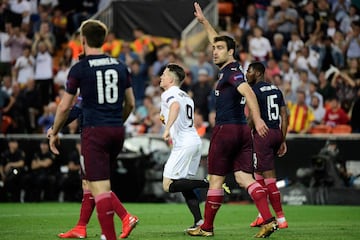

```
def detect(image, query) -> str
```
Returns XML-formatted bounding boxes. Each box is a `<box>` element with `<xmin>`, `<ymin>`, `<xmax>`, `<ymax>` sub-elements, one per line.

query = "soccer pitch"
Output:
<box><xmin>0</xmin><ymin>203</ymin><xmax>359</xmax><ymax>240</ymax></box>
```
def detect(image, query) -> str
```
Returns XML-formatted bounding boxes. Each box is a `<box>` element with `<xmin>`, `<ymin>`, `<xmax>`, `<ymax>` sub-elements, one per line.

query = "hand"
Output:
<box><xmin>46</xmin><ymin>127</ymin><xmax>53</xmax><ymax>138</ymax></box>
<box><xmin>162</xmin><ymin>129</ymin><xmax>170</xmax><ymax>141</ymax></box>
<box><xmin>254</xmin><ymin>118</ymin><xmax>269</xmax><ymax>138</ymax></box>
<box><xmin>277</xmin><ymin>142</ymin><xmax>287</xmax><ymax>157</ymax></box>
<box><xmin>160</xmin><ymin>114</ymin><xmax>165</xmax><ymax>125</ymax></box>
<box><xmin>49</xmin><ymin>134</ymin><xmax>60</xmax><ymax>155</ymax></box>
<box><xmin>194</xmin><ymin>2</ymin><xmax>206</xmax><ymax>23</ymax></box>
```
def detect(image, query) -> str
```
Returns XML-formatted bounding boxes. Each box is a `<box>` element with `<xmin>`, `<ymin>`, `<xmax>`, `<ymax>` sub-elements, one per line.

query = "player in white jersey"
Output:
<box><xmin>160</xmin><ymin>63</ymin><xmax>208</xmax><ymax>231</ymax></box>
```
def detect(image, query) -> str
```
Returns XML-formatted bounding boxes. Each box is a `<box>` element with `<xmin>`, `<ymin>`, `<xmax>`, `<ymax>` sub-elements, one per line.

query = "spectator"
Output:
<box><xmin>330</xmin><ymin>67</ymin><xmax>357</xmax><ymax>112</ymax></box>
<box><xmin>21</xmin><ymin>79</ymin><xmax>41</xmax><ymax>133</ymax></box>
<box><xmin>189</xmin><ymin>51</ymin><xmax>214</xmax><ymax>84</ymax></box>
<box><xmin>31</xmin><ymin>4</ymin><xmax>53</xmax><ymax>34</ymax></box>
<box><xmin>151</xmin><ymin>44</ymin><xmax>170</xmax><ymax>77</ymax></box>
<box><xmin>0</xmin><ymin>138</ymin><xmax>26</xmax><ymax>202</ymax></box>
<box><xmin>318</xmin><ymin>36</ymin><xmax>344</xmax><ymax>72</ymax></box>
<box><xmin>54</xmin><ymin>60</ymin><xmax>70</xmax><ymax>89</ymax></box>
<box><xmin>294</xmin><ymin>46</ymin><xmax>319</xmax><ymax>83</ymax></box>
<box><xmin>332</xmin><ymin>0</ymin><xmax>351</xmax><ymax>23</ymax></box>
<box><xmin>340</xmin><ymin>4</ymin><xmax>360</xmax><ymax>34</ymax></box>
<box><xmin>67</xmin><ymin>31</ymin><xmax>83</xmax><ymax>61</ymax></box>
<box><xmin>189</xmin><ymin>68</ymin><xmax>213</xmax><ymax>122</ymax></box>
<box><xmin>238</xmin><ymin>4</ymin><xmax>258</xmax><ymax>32</ymax></box>
<box><xmin>57</xmin><ymin>140</ymin><xmax>82</xmax><ymax>202</ymax></box>
<box><xmin>60</xmin><ymin>47</ymin><xmax>76</xmax><ymax>67</ymax></box>
<box><xmin>306</xmin><ymin>81</ymin><xmax>324</xmax><ymax>108</ymax></box>
<box><xmin>194</xmin><ymin>110</ymin><xmax>207</xmax><ymax>138</ymax></box>
<box><xmin>118</xmin><ymin>41</ymin><xmax>139</xmax><ymax>66</ymax></box>
<box><xmin>323</xmin><ymin>96</ymin><xmax>350</xmax><ymax>127</ymax></box>
<box><xmin>144</xmin><ymin>74</ymin><xmax>162</xmax><ymax>107</ymax></box>
<box><xmin>272</xmin><ymin>33</ymin><xmax>287</xmax><ymax>62</ymax></box>
<box><xmin>317</xmin><ymin>70</ymin><xmax>337</xmax><ymax>103</ymax></box>
<box><xmin>292</xmin><ymin>70</ymin><xmax>311</xmax><ymax>96</ymax></box>
<box><xmin>0</xmin><ymin>22</ymin><xmax>12</xmax><ymax>78</ymax></box>
<box><xmin>345</xmin><ymin>58</ymin><xmax>360</xmax><ymax>89</ymax></box>
<box><xmin>33</xmin><ymin>40</ymin><xmax>54</xmax><ymax>106</ymax></box>
<box><xmin>274</xmin><ymin>0</ymin><xmax>299</xmax><ymax>42</ymax></box>
<box><xmin>32</xmin><ymin>21</ymin><xmax>55</xmax><ymax>54</ymax></box>
<box><xmin>261</xmin><ymin>5</ymin><xmax>276</xmax><ymax>33</ymax></box>
<box><xmin>131</xmin><ymin>26</ymin><xmax>155</xmax><ymax>65</ymax></box>
<box><xmin>310</xmin><ymin>95</ymin><xmax>326</xmax><ymax>125</ymax></box>
<box><xmin>249</xmin><ymin>25</ymin><xmax>273</xmax><ymax>64</ymax></box>
<box><xmin>333</xmin><ymin>30</ymin><xmax>347</xmax><ymax>52</ymax></box>
<box><xmin>299</xmin><ymin>0</ymin><xmax>321</xmax><ymax>41</ymax></box>
<box><xmin>1</xmin><ymin>74</ymin><xmax>13</xmax><ymax>96</ymax></box>
<box><xmin>288</xmin><ymin>89</ymin><xmax>315</xmax><ymax>133</ymax></box>
<box><xmin>5</xmin><ymin>25</ymin><xmax>31</xmax><ymax>63</ymax></box>
<box><xmin>129</xmin><ymin>59</ymin><xmax>148</xmax><ymax>108</ymax></box>
<box><xmin>265</xmin><ymin>58</ymin><xmax>281</xmax><ymax>83</ymax></box>
<box><xmin>102</xmin><ymin>31</ymin><xmax>122</xmax><ymax>58</ymax></box>
<box><xmin>135</xmin><ymin>95</ymin><xmax>153</xmax><ymax>122</ymax></box>
<box><xmin>52</xmin><ymin>7</ymin><xmax>68</xmax><ymax>49</ymax></box>
<box><xmin>37</xmin><ymin>101</ymin><xmax>57</xmax><ymax>133</ymax></box>
<box><xmin>326</xmin><ymin>18</ymin><xmax>338</xmax><ymax>39</ymax></box>
<box><xmin>287</xmin><ymin>31</ymin><xmax>304</xmax><ymax>62</ymax></box>
<box><xmin>254</xmin><ymin>0</ymin><xmax>270</xmax><ymax>30</ymax></box>
<box><xmin>146</xmin><ymin>109</ymin><xmax>164</xmax><ymax>135</ymax></box>
<box><xmin>22</xmin><ymin>140</ymin><xmax>58</xmax><ymax>202</ymax></box>
<box><xmin>9</xmin><ymin>0</ymin><xmax>31</xmax><ymax>31</ymax></box>
<box><xmin>0</xmin><ymin>84</ymin><xmax>15</xmax><ymax>133</ymax></box>
<box><xmin>12</xmin><ymin>45</ymin><xmax>35</xmax><ymax>87</ymax></box>
<box><xmin>279</xmin><ymin>58</ymin><xmax>296</xmax><ymax>84</ymax></box>
<box><xmin>343</xmin><ymin>20</ymin><xmax>360</xmax><ymax>62</ymax></box>
<box><xmin>317</xmin><ymin>0</ymin><xmax>332</xmax><ymax>33</ymax></box>
<box><xmin>72</xmin><ymin>0</ymin><xmax>98</xmax><ymax>31</ymax></box>
<box><xmin>7</xmin><ymin>82</ymin><xmax>27</xmax><ymax>133</ymax></box>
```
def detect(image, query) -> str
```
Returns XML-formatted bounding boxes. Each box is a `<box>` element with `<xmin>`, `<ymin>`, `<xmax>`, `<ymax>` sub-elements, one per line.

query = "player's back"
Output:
<box><xmin>161</xmin><ymin>86</ymin><xmax>201</xmax><ymax>148</ymax></box>
<box><xmin>67</xmin><ymin>55</ymin><xmax>132</xmax><ymax>127</ymax></box>
<box><xmin>252</xmin><ymin>81</ymin><xmax>285</xmax><ymax>129</ymax></box>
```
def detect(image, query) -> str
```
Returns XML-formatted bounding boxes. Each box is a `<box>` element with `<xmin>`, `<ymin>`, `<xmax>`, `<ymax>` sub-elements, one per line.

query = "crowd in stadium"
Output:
<box><xmin>0</xmin><ymin>0</ymin><xmax>359</xmax><ymax>136</ymax></box>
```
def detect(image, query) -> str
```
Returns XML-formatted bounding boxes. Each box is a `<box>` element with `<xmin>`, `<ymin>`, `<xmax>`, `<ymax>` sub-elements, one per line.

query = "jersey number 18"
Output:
<box><xmin>96</xmin><ymin>69</ymin><xmax>119</xmax><ymax>104</ymax></box>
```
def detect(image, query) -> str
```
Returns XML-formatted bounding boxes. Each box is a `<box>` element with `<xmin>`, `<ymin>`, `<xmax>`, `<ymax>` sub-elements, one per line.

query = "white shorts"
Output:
<box><xmin>163</xmin><ymin>143</ymin><xmax>202</xmax><ymax>180</ymax></box>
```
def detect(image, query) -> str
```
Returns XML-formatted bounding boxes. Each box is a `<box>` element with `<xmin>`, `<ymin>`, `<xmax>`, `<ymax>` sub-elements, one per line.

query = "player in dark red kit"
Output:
<box><xmin>246</xmin><ymin>62</ymin><xmax>289</xmax><ymax>229</ymax></box>
<box><xmin>49</xmin><ymin>20</ymin><xmax>138</xmax><ymax>240</ymax></box>
<box><xmin>187</xmin><ymin>2</ymin><xmax>278</xmax><ymax>238</ymax></box>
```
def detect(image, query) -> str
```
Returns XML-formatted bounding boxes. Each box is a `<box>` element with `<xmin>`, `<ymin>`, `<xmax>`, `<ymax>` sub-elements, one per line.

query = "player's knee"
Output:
<box><xmin>163</xmin><ymin>180</ymin><xmax>171</xmax><ymax>192</ymax></box>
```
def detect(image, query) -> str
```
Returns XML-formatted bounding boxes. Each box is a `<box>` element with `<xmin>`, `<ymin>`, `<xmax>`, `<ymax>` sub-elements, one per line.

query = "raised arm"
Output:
<box><xmin>194</xmin><ymin>2</ymin><xmax>218</xmax><ymax>44</ymax></box>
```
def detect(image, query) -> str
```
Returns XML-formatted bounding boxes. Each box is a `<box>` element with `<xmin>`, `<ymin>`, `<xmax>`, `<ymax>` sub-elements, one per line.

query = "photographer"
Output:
<box><xmin>0</xmin><ymin>139</ymin><xmax>26</xmax><ymax>202</ymax></box>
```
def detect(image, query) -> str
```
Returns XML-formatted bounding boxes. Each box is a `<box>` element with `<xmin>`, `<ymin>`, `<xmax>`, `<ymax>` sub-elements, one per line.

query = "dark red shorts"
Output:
<box><xmin>208</xmin><ymin>124</ymin><xmax>253</xmax><ymax>175</ymax></box>
<box><xmin>81</xmin><ymin>126</ymin><xmax>125</xmax><ymax>181</ymax></box>
<box><xmin>253</xmin><ymin>128</ymin><xmax>283</xmax><ymax>172</ymax></box>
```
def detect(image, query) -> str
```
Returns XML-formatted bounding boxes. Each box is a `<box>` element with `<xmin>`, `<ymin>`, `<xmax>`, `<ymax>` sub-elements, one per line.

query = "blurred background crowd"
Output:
<box><xmin>0</xmin><ymin>0</ymin><xmax>359</xmax><ymax>137</ymax></box>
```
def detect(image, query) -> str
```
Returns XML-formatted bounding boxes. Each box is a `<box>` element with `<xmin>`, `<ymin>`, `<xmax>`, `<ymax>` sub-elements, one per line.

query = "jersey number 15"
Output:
<box><xmin>267</xmin><ymin>95</ymin><xmax>279</xmax><ymax>121</ymax></box>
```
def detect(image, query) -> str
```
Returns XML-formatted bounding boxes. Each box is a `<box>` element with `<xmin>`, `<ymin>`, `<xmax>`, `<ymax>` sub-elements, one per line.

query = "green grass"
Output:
<box><xmin>0</xmin><ymin>203</ymin><xmax>360</xmax><ymax>240</ymax></box>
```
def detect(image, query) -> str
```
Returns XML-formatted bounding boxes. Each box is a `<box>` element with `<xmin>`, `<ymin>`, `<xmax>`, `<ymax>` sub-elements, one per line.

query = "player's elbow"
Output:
<box><xmin>57</xmin><ymin>102</ymin><xmax>71</xmax><ymax>114</ymax></box>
